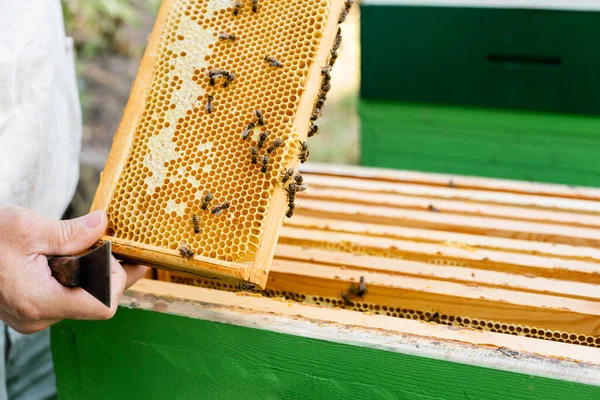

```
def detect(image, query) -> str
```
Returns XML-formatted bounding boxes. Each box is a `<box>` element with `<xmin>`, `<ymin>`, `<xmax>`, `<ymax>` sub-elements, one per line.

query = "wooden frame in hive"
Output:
<box><xmin>158</xmin><ymin>163</ymin><xmax>600</xmax><ymax>347</ymax></box>
<box><xmin>92</xmin><ymin>0</ymin><xmax>349</xmax><ymax>288</ymax></box>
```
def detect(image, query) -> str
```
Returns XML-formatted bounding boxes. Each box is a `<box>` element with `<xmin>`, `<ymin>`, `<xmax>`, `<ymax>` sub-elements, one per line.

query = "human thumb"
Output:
<box><xmin>39</xmin><ymin>210</ymin><xmax>108</xmax><ymax>256</ymax></box>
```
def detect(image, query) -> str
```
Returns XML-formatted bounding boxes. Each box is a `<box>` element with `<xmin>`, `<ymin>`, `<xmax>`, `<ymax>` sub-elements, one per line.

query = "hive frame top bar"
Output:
<box><xmin>92</xmin><ymin>0</ymin><xmax>349</xmax><ymax>288</ymax></box>
<box><xmin>361</xmin><ymin>0</ymin><xmax>600</xmax><ymax>11</ymax></box>
<box><xmin>300</xmin><ymin>162</ymin><xmax>600</xmax><ymax>201</ymax></box>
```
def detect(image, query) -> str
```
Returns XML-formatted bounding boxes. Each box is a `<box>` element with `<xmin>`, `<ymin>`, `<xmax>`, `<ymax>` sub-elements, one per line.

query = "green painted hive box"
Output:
<box><xmin>52</xmin><ymin>279</ymin><xmax>600</xmax><ymax>400</ymax></box>
<box><xmin>359</xmin><ymin>1</ymin><xmax>600</xmax><ymax>186</ymax></box>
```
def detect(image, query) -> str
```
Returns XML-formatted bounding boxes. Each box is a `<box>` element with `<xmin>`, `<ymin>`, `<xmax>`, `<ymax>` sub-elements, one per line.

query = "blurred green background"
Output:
<box><xmin>61</xmin><ymin>0</ymin><xmax>359</xmax><ymax>217</ymax></box>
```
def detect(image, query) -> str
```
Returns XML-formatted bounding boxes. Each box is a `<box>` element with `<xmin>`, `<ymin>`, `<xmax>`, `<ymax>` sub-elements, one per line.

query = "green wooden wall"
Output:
<box><xmin>360</xmin><ymin>100</ymin><xmax>600</xmax><ymax>186</ymax></box>
<box><xmin>360</xmin><ymin>5</ymin><xmax>600</xmax><ymax>115</ymax></box>
<box><xmin>51</xmin><ymin>307</ymin><xmax>600</xmax><ymax>399</ymax></box>
<box><xmin>359</xmin><ymin>4</ymin><xmax>600</xmax><ymax>184</ymax></box>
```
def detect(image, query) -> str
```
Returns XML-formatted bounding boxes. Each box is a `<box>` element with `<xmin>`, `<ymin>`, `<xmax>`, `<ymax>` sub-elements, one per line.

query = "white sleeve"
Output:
<box><xmin>0</xmin><ymin>0</ymin><xmax>82</xmax><ymax>219</ymax></box>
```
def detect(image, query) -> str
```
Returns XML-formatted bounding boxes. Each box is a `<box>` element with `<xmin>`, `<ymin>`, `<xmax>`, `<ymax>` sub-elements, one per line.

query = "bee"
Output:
<box><xmin>285</xmin><ymin>183</ymin><xmax>298</xmax><ymax>203</ymax></box>
<box><xmin>333</xmin><ymin>28</ymin><xmax>342</xmax><ymax>52</ymax></box>
<box><xmin>264</xmin><ymin>56</ymin><xmax>283</xmax><ymax>68</ymax></box>
<box><xmin>191</xmin><ymin>214</ymin><xmax>201</xmax><ymax>234</ymax></box>
<box><xmin>315</xmin><ymin>96</ymin><xmax>326</xmax><ymax>109</ymax></box>
<box><xmin>310</xmin><ymin>108</ymin><xmax>321</xmax><ymax>121</ymax></box>
<box><xmin>266</xmin><ymin>138</ymin><xmax>283</xmax><ymax>154</ymax></box>
<box><xmin>496</xmin><ymin>347</ymin><xmax>520</xmax><ymax>358</ymax></box>
<box><xmin>219</xmin><ymin>32</ymin><xmax>236</xmax><ymax>41</ymax></box>
<box><xmin>428</xmin><ymin>204</ymin><xmax>440</xmax><ymax>213</ymax></box>
<box><xmin>293</xmin><ymin>174</ymin><xmax>303</xmax><ymax>186</ymax></box>
<box><xmin>242</xmin><ymin>122</ymin><xmax>255</xmax><ymax>140</ymax></box>
<box><xmin>205</xmin><ymin>95</ymin><xmax>214</xmax><ymax>114</ymax></box>
<box><xmin>208</xmin><ymin>69</ymin><xmax>226</xmax><ymax>78</ymax></box>
<box><xmin>201</xmin><ymin>192</ymin><xmax>214</xmax><ymax>210</ymax></box>
<box><xmin>298</xmin><ymin>141</ymin><xmax>309</xmax><ymax>163</ymax></box>
<box><xmin>329</xmin><ymin>49</ymin><xmax>338</xmax><ymax>66</ymax></box>
<box><xmin>339</xmin><ymin>0</ymin><xmax>354</xmax><ymax>23</ymax></box>
<box><xmin>238</xmin><ymin>280</ymin><xmax>256</xmax><ymax>291</ymax></box>
<box><xmin>208</xmin><ymin>69</ymin><xmax>228</xmax><ymax>86</ymax></box>
<box><xmin>281</xmin><ymin>168</ymin><xmax>294</xmax><ymax>184</ymax></box>
<box><xmin>211</xmin><ymin>202</ymin><xmax>230</xmax><ymax>216</ymax></box>
<box><xmin>179</xmin><ymin>244</ymin><xmax>194</xmax><ymax>260</ymax></box>
<box><xmin>251</xmin><ymin>146</ymin><xmax>259</xmax><ymax>164</ymax></box>
<box><xmin>257</xmin><ymin>131</ymin><xmax>268</xmax><ymax>149</ymax></box>
<box><xmin>356</xmin><ymin>276</ymin><xmax>367</xmax><ymax>297</ymax></box>
<box><xmin>308</xmin><ymin>123</ymin><xmax>319</xmax><ymax>137</ymax></box>
<box><xmin>321</xmin><ymin>83</ymin><xmax>332</xmax><ymax>96</ymax></box>
<box><xmin>322</xmin><ymin>72</ymin><xmax>331</xmax><ymax>87</ymax></box>
<box><xmin>251</xmin><ymin>0</ymin><xmax>259</xmax><ymax>12</ymax></box>
<box><xmin>233</xmin><ymin>0</ymin><xmax>242</xmax><ymax>15</ymax></box>
<box><xmin>285</xmin><ymin>202</ymin><xmax>296</xmax><ymax>218</ymax></box>
<box><xmin>341</xmin><ymin>291</ymin><xmax>354</xmax><ymax>306</ymax></box>
<box><xmin>449</xmin><ymin>179</ymin><xmax>457</xmax><ymax>188</ymax></box>
<box><xmin>428</xmin><ymin>312</ymin><xmax>441</xmax><ymax>323</ymax></box>
<box><xmin>223</xmin><ymin>72</ymin><xmax>235</xmax><ymax>88</ymax></box>
<box><xmin>322</xmin><ymin>65</ymin><xmax>332</xmax><ymax>75</ymax></box>
<box><xmin>261</xmin><ymin>155</ymin><xmax>269</xmax><ymax>173</ymax></box>
<box><xmin>255</xmin><ymin>109</ymin><xmax>265</xmax><ymax>126</ymax></box>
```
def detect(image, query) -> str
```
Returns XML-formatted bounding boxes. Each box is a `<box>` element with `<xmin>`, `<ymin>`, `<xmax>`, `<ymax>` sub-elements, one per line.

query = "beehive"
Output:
<box><xmin>159</xmin><ymin>163</ymin><xmax>600</xmax><ymax>348</ymax></box>
<box><xmin>92</xmin><ymin>0</ymin><xmax>351</xmax><ymax>287</ymax></box>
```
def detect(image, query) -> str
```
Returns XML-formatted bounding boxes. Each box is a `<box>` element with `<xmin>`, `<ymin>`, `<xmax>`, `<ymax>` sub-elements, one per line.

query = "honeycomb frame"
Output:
<box><xmin>92</xmin><ymin>0</ymin><xmax>349</xmax><ymax>288</ymax></box>
<box><xmin>164</xmin><ymin>270</ymin><xmax>600</xmax><ymax>349</ymax></box>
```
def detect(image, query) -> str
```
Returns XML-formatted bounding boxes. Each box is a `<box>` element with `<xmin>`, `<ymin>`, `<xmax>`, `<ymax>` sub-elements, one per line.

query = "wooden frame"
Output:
<box><xmin>158</xmin><ymin>163</ymin><xmax>600</xmax><ymax>344</ymax></box>
<box><xmin>91</xmin><ymin>0</ymin><xmax>348</xmax><ymax>288</ymax></box>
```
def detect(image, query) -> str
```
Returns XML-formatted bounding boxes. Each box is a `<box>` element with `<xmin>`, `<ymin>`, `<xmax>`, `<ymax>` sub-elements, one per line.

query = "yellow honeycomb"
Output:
<box><xmin>166</xmin><ymin>272</ymin><xmax>600</xmax><ymax>349</ymax></box>
<box><xmin>102</xmin><ymin>0</ymin><xmax>342</xmax><ymax>264</ymax></box>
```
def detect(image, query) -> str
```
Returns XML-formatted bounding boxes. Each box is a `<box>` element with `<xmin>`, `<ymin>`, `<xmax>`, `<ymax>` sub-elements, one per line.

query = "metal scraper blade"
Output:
<box><xmin>79</xmin><ymin>241</ymin><xmax>112</xmax><ymax>308</ymax></box>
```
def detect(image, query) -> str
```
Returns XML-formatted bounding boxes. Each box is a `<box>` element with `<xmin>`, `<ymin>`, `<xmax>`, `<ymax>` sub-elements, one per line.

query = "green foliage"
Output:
<box><xmin>61</xmin><ymin>0</ymin><xmax>161</xmax><ymax>59</ymax></box>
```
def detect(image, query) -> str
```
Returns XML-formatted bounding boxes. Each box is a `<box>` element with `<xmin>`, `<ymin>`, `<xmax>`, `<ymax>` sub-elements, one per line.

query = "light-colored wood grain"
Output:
<box><xmin>302</xmin><ymin>174</ymin><xmax>600</xmax><ymax>214</ymax></box>
<box><xmin>279</xmin><ymin>226</ymin><xmax>600</xmax><ymax>282</ymax></box>
<box><xmin>293</xmin><ymin>198</ymin><xmax>600</xmax><ymax>248</ymax></box>
<box><xmin>273</xmin><ymin>244</ymin><xmax>600</xmax><ymax>301</ymax></box>
<box><xmin>301</xmin><ymin>162</ymin><xmax>600</xmax><ymax>202</ymax></box>
<box><xmin>285</xmin><ymin>216</ymin><xmax>600</xmax><ymax>262</ymax></box>
<box><xmin>300</xmin><ymin>185</ymin><xmax>600</xmax><ymax>228</ymax></box>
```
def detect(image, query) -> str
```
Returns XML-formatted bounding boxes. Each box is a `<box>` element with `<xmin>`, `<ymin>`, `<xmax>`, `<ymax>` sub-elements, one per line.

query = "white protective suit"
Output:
<box><xmin>0</xmin><ymin>0</ymin><xmax>81</xmax><ymax>398</ymax></box>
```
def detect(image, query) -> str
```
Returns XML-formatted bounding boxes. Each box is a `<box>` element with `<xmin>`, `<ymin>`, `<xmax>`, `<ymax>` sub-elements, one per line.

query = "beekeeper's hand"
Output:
<box><xmin>0</xmin><ymin>205</ymin><xmax>148</xmax><ymax>333</ymax></box>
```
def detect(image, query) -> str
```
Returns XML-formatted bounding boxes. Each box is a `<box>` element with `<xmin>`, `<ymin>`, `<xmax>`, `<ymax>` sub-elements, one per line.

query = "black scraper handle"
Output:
<box><xmin>48</xmin><ymin>256</ymin><xmax>81</xmax><ymax>287</ymax></box>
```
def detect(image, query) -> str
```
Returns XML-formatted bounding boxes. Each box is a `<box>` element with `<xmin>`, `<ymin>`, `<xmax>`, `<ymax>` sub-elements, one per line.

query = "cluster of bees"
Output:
<box><xmin>179</xmin><ymin>191</ymin><xmax>229</xmax><ymax>259</ymax></box>
<box><xmin>243</xmin><ymin>110</ymin><xmax>285</xmax><ymax>174</ymax></box>
<box><xmin>341</xmin><ymin>276</ymin><xmax>367</xmax><ymax>306</ymax></box>
<box><xmin>281</xmin><ymin>169</ymin><xmax>306</xmax><ymax>217</ymax></box>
